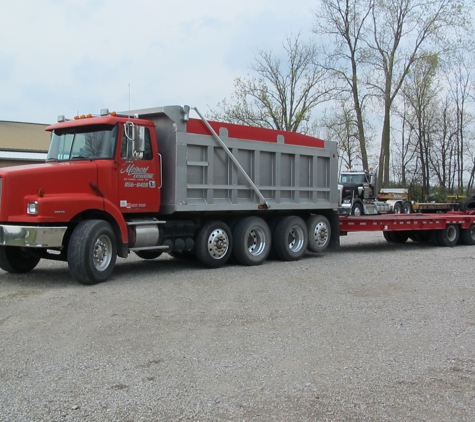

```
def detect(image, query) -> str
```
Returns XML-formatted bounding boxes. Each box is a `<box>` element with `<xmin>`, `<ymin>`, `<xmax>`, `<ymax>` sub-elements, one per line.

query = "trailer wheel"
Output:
<box><xmin>352</xmin><ymin>203</ymin><xmax>363</xmax><ymax>216</ymax></box>
<box><xmin>461</xmin><ymin>224</ymin><xmax>475</xmax><ymax>245</ymax></box>
<box><xmin>195</xmin><ymin>221</ymin><xmax>232</xmax><ymax>268</ymax></box>
<box><xmin>306</xmin><ymin>215</ymin><xmax>331</xmax><ymax>253</ymax></box>
<box><xmin>273</xmin><ymin>216</ymin><xmax>308</xmax><ymax>261</ymax></box>
<box><xmin>233</xmin><ymin>217</ymin><xmax>271</xmax><ymax>266</ymax></box>
<box><xmin>135</xmin><ymin>250</ymin><xmax>163</xmax><ymax>260</ymax></box>
<box><xmin>0</xmin><ymin>246</ymin><xmax>41</xmax><ymax>273</ymax></box>
<box><xmin>436</xmin><ymin>224</ymin><xmax>459</xmax><ymax>247</ymax></box>
<box><xmin>403</xmin><ymin>202</ymin><xmax>412</xmax><ymax>214</ymax></box>
<box><xmin>67</xmin><ymin>220</ymin><xmax>117</xmax><ymax>285</ymax></box>
<box><xmin>383</xmin><ymin>231</ymin><xmax>408</xmax><ymax>243</ymax></box>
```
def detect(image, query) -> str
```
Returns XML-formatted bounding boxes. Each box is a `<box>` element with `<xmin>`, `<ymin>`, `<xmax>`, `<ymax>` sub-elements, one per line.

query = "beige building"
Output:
<box><xmin>0</xmin><ymin>120</ymin><xmax>50</xmax><ymax>167</ymax></box>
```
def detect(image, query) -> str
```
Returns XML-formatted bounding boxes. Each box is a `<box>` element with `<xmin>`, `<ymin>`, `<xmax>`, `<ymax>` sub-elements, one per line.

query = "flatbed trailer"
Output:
<box><xmin>339</xmin><ymin>211</ymin><xmax>475</xmax><ymax>246</ymax></box>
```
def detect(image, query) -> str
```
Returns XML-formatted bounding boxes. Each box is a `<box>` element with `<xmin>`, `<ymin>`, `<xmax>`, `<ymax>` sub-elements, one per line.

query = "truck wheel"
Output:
<box><xmin>68</xmin><ymin>220</ymin><xmax>117</xmax><ymax>285</ymax></box>
<box><xmin>436</xmin><ymin>224</ymin><xmax>459</xmax><ymax>247</ymax></box>
<box><xmin>393</xmin><ymin>202</ymin><xmax>402</xmax><ymax>214</ymax></box>
<box><xmin>461</xmin><ymin>224</ymin><xmax>475</xmax><ymax>245</ymax></box>
<box><xmin>306</xmin><ymin>215</ymin><xmax>331</xmax><ymax>253</ymax></box>
<box><xmin>403</xmin><ymin>202</ymin><xmax>412</xmax><ymax>214</ymax></box>
<box><xmin>352</xmin><ymin>203</ymin><xmax>363</xmax><ymax>216</ymax></box>
<box><xmin>135</xmin><ymin>250</ymin><xmax>163</xmax><ymax>260</ymax></box>
<box><xmin>0</xmin><ymin>246</ymin><xmax>41</xmax><ymax>273</ymax></box>
<box><xmin>273</xmin><ymin>216</ymin><xmax>308</xmax><ymax>261</ymax></box>
<box><xmin>195</xmin><ymin>221</ymin><xmax>232</xmax><ymax>268</ymax></box>
<box><xmin>233</xmin><ymin>217</ymin><xmax>271</xmax><ymax>266</ymax></box>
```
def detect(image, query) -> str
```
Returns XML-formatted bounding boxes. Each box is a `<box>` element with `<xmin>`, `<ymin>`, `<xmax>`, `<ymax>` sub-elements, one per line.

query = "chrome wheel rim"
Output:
<box><xmin>93</xmin><ymin>235</ymin><xmax>112</xmax><ymax>271</ymax></box>
<box><xmin>288</xmin><ymin>226</ymin><xmax>305</xmax><ymax>252</ymax></box>
<box><xmin>207</xmin><ymin>228</ymin><xmax>229</xmax><ymax>259</ymax></box>
<box><xmin>247</xmin><ymin>228</ymin><xmax>267</xmax><ymax>256</ymax></box>
<box><xmin>314</xmin><ymin>222</ymin><xmax>329</xmax><ymax>246</ymax></box>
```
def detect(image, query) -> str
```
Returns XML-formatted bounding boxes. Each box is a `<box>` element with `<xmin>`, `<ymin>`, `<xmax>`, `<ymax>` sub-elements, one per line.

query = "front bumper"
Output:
<box><xmin>0</xmin><ymin>225</ymin><xmax>67</xmax><ymax>248</ymax></box>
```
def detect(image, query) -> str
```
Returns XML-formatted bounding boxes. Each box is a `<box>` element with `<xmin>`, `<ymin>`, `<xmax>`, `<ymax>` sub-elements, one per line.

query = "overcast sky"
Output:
<box><xmin>0</xmin><ymin>0</ymin><xmax>319</xmax><ymax>124</ymax></box>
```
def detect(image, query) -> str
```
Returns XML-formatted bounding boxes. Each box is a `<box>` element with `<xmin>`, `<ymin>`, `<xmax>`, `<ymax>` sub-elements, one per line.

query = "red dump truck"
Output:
<box><xmin>1</xmin><ymin>104</ymin><xmax>474</xmax><ymax>285</ymax></box>
<box><xmin>0</xmin><ymin>105</ymin><xmax>340</xmax><ymax>284</ymax></box>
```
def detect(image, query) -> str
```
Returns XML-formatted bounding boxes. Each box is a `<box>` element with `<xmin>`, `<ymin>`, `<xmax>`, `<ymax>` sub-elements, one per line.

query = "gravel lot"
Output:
<box><xmin>1</xmin><ymin>231</ymin><xmax>474</xmax><ymax>421</ymax></box>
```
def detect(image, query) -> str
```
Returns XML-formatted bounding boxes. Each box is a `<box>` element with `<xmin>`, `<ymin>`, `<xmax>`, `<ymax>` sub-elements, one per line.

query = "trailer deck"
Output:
<box><xmin>339</xmin><ymin>211</ymin><xmax>475</xmax><ymax>234</ymax></box>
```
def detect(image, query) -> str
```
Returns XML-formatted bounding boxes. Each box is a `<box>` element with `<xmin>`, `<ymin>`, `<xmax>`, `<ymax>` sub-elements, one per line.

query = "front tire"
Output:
<box><xmin>352</xmin><ymin>202</ymin><xmax>363</xmax><ymax>216</ymax></box>
<box><xmin>0</xmin><ymin>246</ymin><xmax>41</xmax><ymax>273</ymax></box>
<box><xmin>68</xmin><ymin>220</ymin><xmax>117</xmax><ymax>285</ymax></box>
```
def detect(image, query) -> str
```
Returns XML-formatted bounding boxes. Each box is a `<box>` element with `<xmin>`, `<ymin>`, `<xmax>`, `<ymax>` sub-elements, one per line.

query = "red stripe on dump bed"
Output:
<box><xmin>186</xmin><ymin>118</ymin><xmax>325</xmax><ymax>148</ymax></box>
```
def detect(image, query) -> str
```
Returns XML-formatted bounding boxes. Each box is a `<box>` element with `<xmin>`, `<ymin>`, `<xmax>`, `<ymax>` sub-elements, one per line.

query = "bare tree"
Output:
<box><xmin>369</xmin><ymin>0</ymin><xmax>470</xmax><ymax>188</ymax></box>
<box><xmin>321</xmin><ymin>102</ymin><xmax>360</xmax><ymax>170</ymax></box>
<box><xmin>448</xmin><ymin>57</ymin><xmax>474</xmax><ymax>194</ymax></box>
<box><xmin>209</xmin><ymin>35</ymin><xmax>333</xmax><ymax>134</ymax></box>
<box><xmin>399</xmin><ymin>53</ymin><xmax>440</xmax><ymax>199</ymax></box>
<box><xmin>313</xmin><ymin>0</ymin><xmax>373</xmax><ymax>170</ymax></box>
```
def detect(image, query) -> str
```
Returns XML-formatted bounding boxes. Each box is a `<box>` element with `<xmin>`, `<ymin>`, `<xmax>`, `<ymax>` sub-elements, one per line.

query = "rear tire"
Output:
<box><xmin>233</xmin><ymin>217</ymin><xmax>271</xmax><ymax>266</ymax></box>
<box><xmin>68</xmin><ymin>220</ymin><xmax>117</xmax><ymax>285</ymax></box>
<box><xmin>393</xmin><ymin>202</ymin><xmax>402</xmax><ymax>214</ymax></box>
<box><xmin>195</xmin><ymin>221</ymin><xmax>232</xmax><ymax>268</ymax></box>
<box><xmin>436</xmin><ymin>224</ymin><xmax>459</xmax><ymax>247</ymax></box>
<box><xmin>403</xmin><ymin>202</ymin><xmax>412</xmax><ymax>214</ymax></box>
<box><xmin>306</xmin><ymin>215</ymin><xmax>331</xmax><ymax>253</ymax></box>
<box><xmin>273</xmin><ymin>216</ymin><xmax>308</xmax><ymax>261</ymax></box>
<box><xmin>461</xmin><ymin>224</ymin><xmax>475</xmax><ymax>245</ymax></box>
<box><xmin>0</xmin><ymin>246</ymin><xmax>41</xmax><ymax>273</ymax></box>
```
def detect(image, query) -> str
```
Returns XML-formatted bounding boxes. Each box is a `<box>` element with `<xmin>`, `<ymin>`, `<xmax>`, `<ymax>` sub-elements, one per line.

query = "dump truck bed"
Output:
<box><xmin>132</xmin><ymin>106</ymin><xmax>339</xmax><ymax>215</ymax></box>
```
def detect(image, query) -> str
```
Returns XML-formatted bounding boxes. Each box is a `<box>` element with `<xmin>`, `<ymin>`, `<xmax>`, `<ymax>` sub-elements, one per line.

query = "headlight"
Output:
<box><xmin>27</xmin><ymin>201</ymin><xmax>39</xmax><ymax>215</ymax></box>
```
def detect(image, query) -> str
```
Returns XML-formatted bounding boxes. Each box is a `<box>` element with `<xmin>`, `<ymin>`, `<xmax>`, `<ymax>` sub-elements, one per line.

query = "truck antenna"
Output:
<box><xmin>128</xmin><ymin>83</ymin><xmax>131</xmax><ymax>118</ymax></box>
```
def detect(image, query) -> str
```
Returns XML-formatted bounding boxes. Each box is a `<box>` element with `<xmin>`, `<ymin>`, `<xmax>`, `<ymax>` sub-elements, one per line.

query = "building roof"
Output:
<box><xmin>0</xmin><ymin>120</ymin><xmax>51</xmax><ymax>152</ymax></box>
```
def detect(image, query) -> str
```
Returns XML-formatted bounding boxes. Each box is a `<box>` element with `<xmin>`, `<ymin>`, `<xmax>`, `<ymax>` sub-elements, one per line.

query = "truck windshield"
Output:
<box><xmin>46</xmin><ymin>124</ymin><xmax>118</xmax><ymax>161</ymax></box>
<box><xmin>340</xmin><ymin>174</ymin><xmax>366</xmax><ymax>184</ymax></box>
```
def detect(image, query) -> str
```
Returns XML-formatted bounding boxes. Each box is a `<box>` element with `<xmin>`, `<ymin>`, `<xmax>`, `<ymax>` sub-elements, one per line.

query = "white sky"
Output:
<box><xmin>0</xmin><ymin>0</ymin><xmax>319</xmax><ymax>124</ymax></box>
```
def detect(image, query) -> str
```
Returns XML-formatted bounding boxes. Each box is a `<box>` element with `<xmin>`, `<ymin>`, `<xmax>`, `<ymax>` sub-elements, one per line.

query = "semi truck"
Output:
<box><xmin>0</xmin><ymin>105</ymin><xmax>340</xmax><ymax>284</ymax></box>
<box><xmin>339</xmin><ymin>168</ymin><xmax>461</xmax><ymax>215</ymax></box>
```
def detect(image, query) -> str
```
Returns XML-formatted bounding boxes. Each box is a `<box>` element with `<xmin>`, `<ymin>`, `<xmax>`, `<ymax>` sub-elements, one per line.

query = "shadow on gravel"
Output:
<box><xmin>112</xmin><ymin>254</ymin><xmax>204</xmax><ymax>279</ymax></box>
<box><xmin>336</xmin><ymin>239</ymin><xmax>437</xmax><ymax>255</ymax></box>
<box><xmin>0</xmin><ymin>265</ymin><xmax>72</xmax><ymax>288</ymax></box>
<box><xmin>0</xmin><ymin>240</ymin><xmax>442</xmax><ymax>288</ymax></box>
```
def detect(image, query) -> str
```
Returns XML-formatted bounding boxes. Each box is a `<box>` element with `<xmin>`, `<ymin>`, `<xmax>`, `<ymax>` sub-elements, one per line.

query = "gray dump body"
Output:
<box><xmin>133</xmin><ymin>105</ymin><xmax>339</xmax><ymax>215</ymax></box>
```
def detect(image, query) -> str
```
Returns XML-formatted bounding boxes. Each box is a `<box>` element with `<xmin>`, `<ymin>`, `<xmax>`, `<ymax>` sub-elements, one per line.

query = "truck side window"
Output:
<box><xmin>121</xmin><ymin>126</ymin><xmax>153</xmax><ymax>160</ymax></box>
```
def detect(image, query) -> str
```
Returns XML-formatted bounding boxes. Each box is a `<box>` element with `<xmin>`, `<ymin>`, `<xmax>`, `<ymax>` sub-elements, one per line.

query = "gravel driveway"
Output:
<box><xmin>1</xmin><ymin>231</ymin><xmax>474</xmax><ymax>421</ymax></box>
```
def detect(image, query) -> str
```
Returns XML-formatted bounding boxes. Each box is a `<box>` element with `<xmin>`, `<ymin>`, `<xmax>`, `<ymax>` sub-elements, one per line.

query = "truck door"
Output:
<box><xmin>117</xmin><ymin>124</ymin><xmax>161</xmax><ymax>213</ymax></box>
